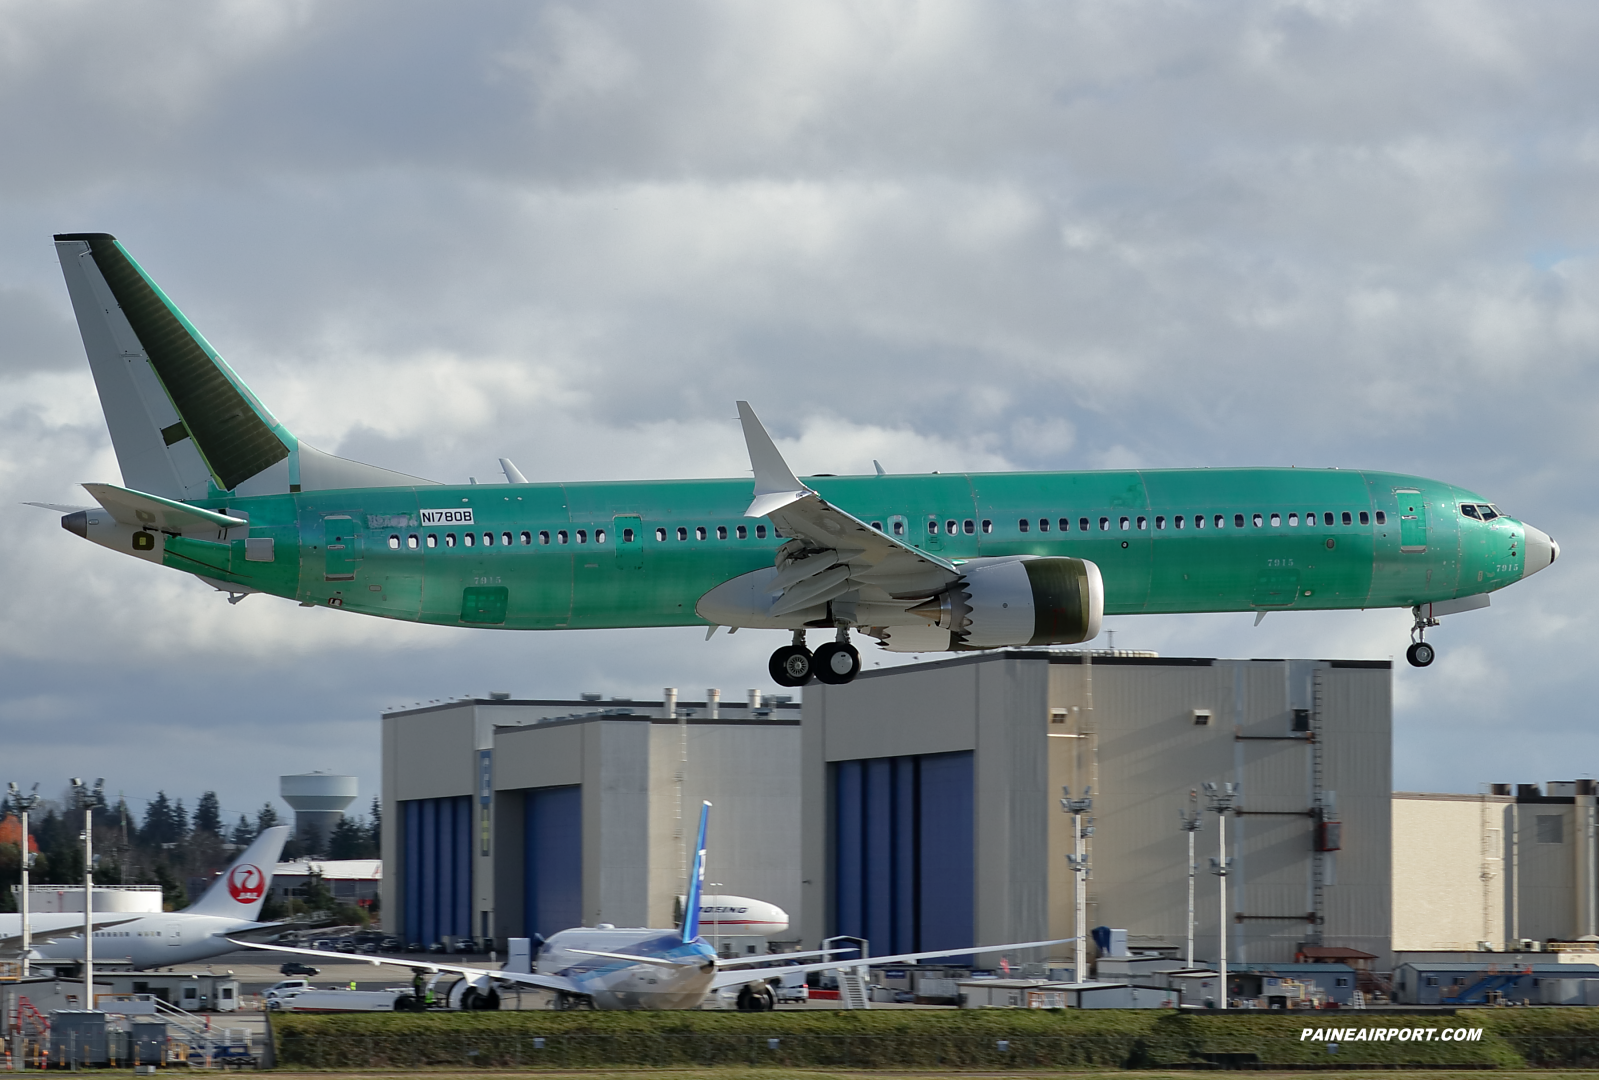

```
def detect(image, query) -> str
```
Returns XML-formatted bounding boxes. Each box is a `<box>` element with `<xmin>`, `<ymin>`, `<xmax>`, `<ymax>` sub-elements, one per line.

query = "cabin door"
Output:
<box><xmin>613</xmin><ymin>515</ymin><xmax>644</xmax><ymax>570</ymax></box>
<box><xmin>323</xmin><ymin>514</ymin><xmax>363</xmax><ymax>580</ymax></box>
<box><xmin>1395</xmin><ymin>490</ymin><xmax>1428</xmax><ymax>553</ymax></box>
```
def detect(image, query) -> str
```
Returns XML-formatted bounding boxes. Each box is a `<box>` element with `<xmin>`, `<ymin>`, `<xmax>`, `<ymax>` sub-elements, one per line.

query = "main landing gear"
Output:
<box><xmin>1407</xmin><ymin>605</ymin><xmax>1438</xmax><ymax>668</ymax></box>
<box><xmin>769</xmin><ymin>629</ymin><xmax>861</xmax><ymax>687</ymax></box>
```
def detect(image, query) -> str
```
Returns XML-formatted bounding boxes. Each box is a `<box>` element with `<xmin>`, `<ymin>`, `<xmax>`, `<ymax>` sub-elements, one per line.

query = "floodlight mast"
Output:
<box><xmin>72</xmin><ymin>778</ymin><xmax>100</xmax><ymax>1011</ymax></box>
<box><xmin>7</xmin><ymin>782</ymin><xmax>41</xmax><ymax>978</ymax></box>
<box><xmin>1060</xmin><ymin>786</ymin><xmax>1094</xmax><ymax>984</ymax></box>
<box><xmin>1203</xmin><ymin>781</ymin><xmax>1239</xmax><ymax>1010</ymax></box>
<box><xmin>1179</xmin><ymin>790</ymin><xmax>1203</xmax><ymax>969</ymax></box>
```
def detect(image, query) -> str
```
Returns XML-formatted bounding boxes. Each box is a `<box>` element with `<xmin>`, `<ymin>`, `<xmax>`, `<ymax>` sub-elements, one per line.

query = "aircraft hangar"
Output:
<box><xmin>383</xmin><ymin>651</ymin><xmax>1392</xmax><ymax>969</ymax></box>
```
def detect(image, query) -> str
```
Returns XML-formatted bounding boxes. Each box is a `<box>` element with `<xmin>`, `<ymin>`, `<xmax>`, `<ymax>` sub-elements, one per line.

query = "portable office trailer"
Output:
<box><xmin>1394</xmin><ymin>962</ymin><xmax>1599</xmax><ymax>1005</ymax></box>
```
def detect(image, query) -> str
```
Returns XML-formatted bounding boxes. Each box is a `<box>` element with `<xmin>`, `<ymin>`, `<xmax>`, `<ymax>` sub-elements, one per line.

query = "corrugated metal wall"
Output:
<box><xmin>524</xmin><ymin>785</ymin><xmax>582</xmax><ymax>938</ymax></box>
<box><xmin>833</xmin><ymin>751</ymin><xmax>974</xmax><ymax>954</ymax></box>
<box><xmin>401</xmin><ymin>795</ymin><xmax>472</xmax><ymax>947</ymax></box>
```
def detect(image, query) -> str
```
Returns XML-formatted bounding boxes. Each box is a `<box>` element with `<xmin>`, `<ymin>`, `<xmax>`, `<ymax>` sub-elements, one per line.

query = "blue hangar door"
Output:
<box><xmin>833</xmin><ymin>750</ymin><xmax>974</xmax><ymax>955</ymax></box>
<box><xmin>524</xmin><ymin>786</ymin><xmax>582</xmax><ymax>939</ymax></box>
<box><xmin>401</xmin><ymin>795</ymin><xmax>473</xmax><ymax>948</ymax></box>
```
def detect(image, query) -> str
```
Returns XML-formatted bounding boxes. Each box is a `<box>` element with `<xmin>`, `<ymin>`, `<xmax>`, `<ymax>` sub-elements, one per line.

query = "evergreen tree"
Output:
<box><xmin>327</xmin><ymin>816</ymin><xmax>375</xmax><ymax>859</ymax></box>
<box><xmin>256</xmin><ymin>803</ymin><xmax>280</xmax><ymax>833</ymax></box>
<box><xmin>229</xmin><ymin>814</ymin><xmax>256</xmax><ymax>847</ymax></box>
<box><xmin>193</xmin><ymin>791</ymin><xmax>222</xmax><ymax>836</ymax></box>
<box><xmin>141</xmin><ymin>792</ymin><xmax>181</xmax><ymax>847</ymax></box>
<box><xmin>173</xmin><ymin>798</ymin><xmax>190</xmax><ymax>842</ymax></box>
<box><xmin>368</xmin><ymin>795</ymin><xmax>382</xmax><ymax>849</ymax></box>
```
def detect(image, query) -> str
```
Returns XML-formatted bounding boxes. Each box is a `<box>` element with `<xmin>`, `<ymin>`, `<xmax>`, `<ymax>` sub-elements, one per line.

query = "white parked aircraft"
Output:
<box><xmin>241</xmin><ymin>804</ymin><xmax>1071</xmax><ymax>1011</ymax></box>
<box><xmin>6</xmin><ymin>826</ymin><xmax>290</xmax><ymax>970</ymax></box>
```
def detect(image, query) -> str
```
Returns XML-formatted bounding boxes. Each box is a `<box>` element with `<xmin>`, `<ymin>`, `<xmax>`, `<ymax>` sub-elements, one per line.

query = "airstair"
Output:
<box><xmin>837</xmin><ymin>968</ymin><xmax>871</xmax><ymax>1009</ymax></box>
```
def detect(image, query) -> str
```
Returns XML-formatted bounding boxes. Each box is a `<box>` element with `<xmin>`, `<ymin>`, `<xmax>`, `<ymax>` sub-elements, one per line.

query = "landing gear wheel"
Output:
<box><xmin>812</xmin><ymin>641</ymin><xmax>861</xmax><ymax>685</ymax></box>
<box><xmin>770</xmin><ymin>645</ymin><xmax>813</xmax><ymax>687</ymax></box>
<box><xmin>737</xmin><ymin>984</ymin><xmax>776</xmax><ymax>1011</ymax></box>
<box><xmin>1406</xmin><ymin>641</ymin><xmax>1435</xmax><ymax>668</ymax></box>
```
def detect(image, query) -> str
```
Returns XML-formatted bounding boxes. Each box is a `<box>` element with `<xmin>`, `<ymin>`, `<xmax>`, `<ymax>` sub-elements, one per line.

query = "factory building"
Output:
<box><xmin>799</xmin><ymin>651</ymin><xmax>1393</xmax><ymax>967</ymax></box>
<box><xmin>1393</xmin><ymin>781</ymin><xmax>1599</xmax><ymax>953</ymax></box>
<box><xmin>381</xmin><ymin>692</ymin><xmax>800</xmax><ymax>950</ymax></box>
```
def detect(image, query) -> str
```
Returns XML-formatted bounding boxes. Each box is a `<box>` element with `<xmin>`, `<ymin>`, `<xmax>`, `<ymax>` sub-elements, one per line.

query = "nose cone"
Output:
<box><xmin>1523</xmin><ymin>525</ymin><xmax>1558</xmax><ymax>578</ymax></box>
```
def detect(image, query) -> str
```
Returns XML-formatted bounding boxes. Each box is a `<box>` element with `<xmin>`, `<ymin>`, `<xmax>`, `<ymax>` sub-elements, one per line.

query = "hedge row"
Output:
<box><xmin>268</xmin><ymin>1008</ymin><xmax>1599</xmax><ymax>1069</ymax></box>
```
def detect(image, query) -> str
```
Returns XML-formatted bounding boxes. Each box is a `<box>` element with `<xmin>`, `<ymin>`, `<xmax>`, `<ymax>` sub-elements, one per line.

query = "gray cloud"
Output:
<box><xmin>1</xmin><ymin>1</ymin><xmax>1595</xmax><ymax>808</ymax></box>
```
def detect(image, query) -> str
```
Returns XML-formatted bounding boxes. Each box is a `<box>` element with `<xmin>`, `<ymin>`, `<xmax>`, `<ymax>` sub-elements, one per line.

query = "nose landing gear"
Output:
<box><xmin>1407</xmin><ymin>606</ymin><xmax>1439</xmax><ymax>668</ymax></box>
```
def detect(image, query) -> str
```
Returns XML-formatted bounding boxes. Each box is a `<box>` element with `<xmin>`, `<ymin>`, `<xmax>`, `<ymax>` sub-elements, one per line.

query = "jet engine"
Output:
<box><xmin>908</xmin><ymin>556</ymin><xmax>1103</xmax><ymax>648</ymax></box>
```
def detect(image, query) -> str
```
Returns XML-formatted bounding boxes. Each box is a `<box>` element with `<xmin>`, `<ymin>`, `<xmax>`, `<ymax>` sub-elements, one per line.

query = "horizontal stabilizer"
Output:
<box><xmin>24</xmin><ymin>502</ymin><xmax>94</xmax><ymax>514</ymax></box>
<box><xmin>83</xmin><ymin>482</ymin><xmax>246</xmax><ymax>532</ymax></box>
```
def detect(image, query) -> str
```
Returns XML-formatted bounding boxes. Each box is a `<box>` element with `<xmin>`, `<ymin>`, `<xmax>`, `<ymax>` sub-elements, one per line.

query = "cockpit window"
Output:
<box><xmin>1461</xmin><ymin>504</ymin><xmax>1481</xmax><ymax>520</ymax></box>
<box><xmin>1479</xmin><ymin>504</ymin><xmax>1498</xmax><ymax>521</ymax></box>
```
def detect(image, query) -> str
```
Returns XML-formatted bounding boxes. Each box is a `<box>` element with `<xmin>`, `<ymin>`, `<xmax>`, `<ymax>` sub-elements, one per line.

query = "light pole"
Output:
<box><xmin>1203</xmin><ymin>781</ymin><xmax>1239</xmax><ymax>1009</ymax></box>
<box><xmin>7</xmin><ymin>783</ymin><xmax>41</xmax><ymax>978</ymax></box>
<box><xmin>1179</xmin><ymin>790</ymin><xmax>1202</xmax><ymax>969</ymax></box>
<box><xmin>72</xmin><ymin>778</ymin><xmax>96</xmax><ymax>1011</ymax></box>
<box><xmin>1060</xmin><ymin>786</ymin><xmax>1093</xmax><ymax>984</ymax></box>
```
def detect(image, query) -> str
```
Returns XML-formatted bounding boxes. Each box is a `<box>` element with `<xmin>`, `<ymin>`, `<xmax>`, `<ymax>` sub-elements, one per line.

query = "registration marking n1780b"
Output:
<box><xmin>421</xmin><ymin>508</ymin><xmax>474</xmax><ymax>525</ymax></box>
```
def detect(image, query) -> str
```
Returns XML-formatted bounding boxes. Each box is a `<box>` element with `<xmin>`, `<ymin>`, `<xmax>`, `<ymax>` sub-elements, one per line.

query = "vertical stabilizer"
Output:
<box><xmin>682</xmin><ymin>802</ymin><xmax>711</xmax><ymax>943</ymax></box>
<box><xmin>184</xmin><ymin>826</ymin><xmax>290</xmax><ymax>920</ymax></box>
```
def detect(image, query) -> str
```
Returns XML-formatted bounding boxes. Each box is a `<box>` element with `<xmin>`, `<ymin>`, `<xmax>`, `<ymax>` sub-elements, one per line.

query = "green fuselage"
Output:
<box><xmin>158</xmin><ymin>467</ymin><xmax>1522</xmax><ymax>631</ymax></box>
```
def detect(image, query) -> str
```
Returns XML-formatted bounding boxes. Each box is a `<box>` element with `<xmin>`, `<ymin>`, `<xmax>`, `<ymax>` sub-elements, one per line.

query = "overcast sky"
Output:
<box><xmin>1</xmin><ymin>0</ymin><xmax>1594</xmax><ymax>822</ymax></box>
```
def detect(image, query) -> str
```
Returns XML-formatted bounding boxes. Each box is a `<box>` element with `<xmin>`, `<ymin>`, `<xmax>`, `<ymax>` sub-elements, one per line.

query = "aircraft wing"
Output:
<box><xmin>1</xmin><ymin>915</ymin><xmax>142</xmax><ymax>948</ymax></box>
<box><xmin>229</xmin><ymin>939</ymin><xmax>583</xmax><ymax>996</ymax></box>
<box><xmin>707</xmin><ymin>935</ymin><xmax>1078</xmax><ymax>991</ymax></box>
<box><xmin>734</xmin><ymin>402</ymin><xmax>959</xmax><ymax>620</ymax></box>
<box><xmin>82</xmin><ymin>482</ymin><xmax>248</xmax><ymax>533</ymax></box>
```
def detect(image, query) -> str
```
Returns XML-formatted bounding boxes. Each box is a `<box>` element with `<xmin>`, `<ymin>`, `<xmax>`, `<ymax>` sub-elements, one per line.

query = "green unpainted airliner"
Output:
<box><xmin>41</xmin><ymin>233</ymin><xmax>1557</xmax><ymax>685</ymax></box>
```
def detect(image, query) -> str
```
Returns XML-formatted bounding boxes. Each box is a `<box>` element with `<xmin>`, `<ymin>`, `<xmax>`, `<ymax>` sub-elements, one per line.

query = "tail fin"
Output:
<box><xmin>681</xmin><ymin>802</ymin><xmax>711</xmax><ymax>943</ymax></box>
<box><xmin>54</xmin><ymin>233</ymin><xmax>435</xmax><ymax>497</ymax></box>
<box><xmin>185</xmin><ymin>825</ymin><xmax>290</xmax><ymax>919</ymax></box>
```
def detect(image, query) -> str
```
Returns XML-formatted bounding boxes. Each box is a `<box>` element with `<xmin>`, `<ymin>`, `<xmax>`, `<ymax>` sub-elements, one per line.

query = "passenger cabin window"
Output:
<box><xmin>387</xmin><ymin>534</ymin><xmax>400</xmax><ymax>549</ymax></box>
<box><xmin>677</xmin><ymin>527</ymin><xmax>688</xmax><ymax>541</ymax></box>
<box><xmin>1375</xmin><ymin>511</ymin><xmax>1386</xmax><ymax>525</ymax></box>
<box><xmin>1461</xmin><ymin>504</ymin><xmax>1481</xmax><ymax>519</ymax></box>
<box><xmin>1215</xmin><ymin>515</ymin><xmax>1225</xmax><ymax>529</ymax></box>
<box><xmin>1234</xmin><ymin>514</ymin><xmax>1245</xmax><ymax>528</ymax></box>
<box><xmin>519</xmin><ymin>531</ymin><xmax>531</xmax><ymax>545</ymax></box>
<box><xmin>1252</xmin><ymin>514</ymin><xmax>1262</xmax><ymax>528</ymax></box>
<box><xmin>1099</xmin><ymin>517</ymin><xmax>1110</xmax><ymax>531</ymax></box>
<box><xmin>1119</xmin><ymin>516</ymin><xmax>1130</xmax><ymax>530</ymax></box>
<box><xmin>656</xmin><ymin>528</ymin><xmax>666</xmax><ymax>541</ymax></box>
<box><xmin>446</xmin><ymin>533</ymin><xmax>457</xmax><ymax>547</ymax></box>
<box><xmin>1038</xmin><ymin>518</ymin><xmax>1049</xmax><ymax>532</ymax></box>
<box><xmin>1323</xmin><ymin>512</ymin><xmax>1334</xmax><ymax>526</ymax></box>
<box><xmin>964</xmin><ymin>519</ymin><xmax>975</xmax><ymax>534</ymax></box>
<box><xmin>408</xmin><ymin>534</ymin><xmax>419</xmax><ymax>549</ymax></box>
<box><xmin>1269</xmin><ymin>513</ymin><xmax>1280</xmax><ymax>527</ymax></box>
<box><xmin>982</xmin><ymin>520</ymin><xmax>993</xmax><ymax>533</ymax></box>
<box><xmin>717</xmin><ymin>525</ymin><xmax>727</xmax><ymax>540</ymax></box>
<box><xmin>1018</xmin><ymin>518</ymin><xmax>1030</xmax><ymax>533</ymax></box>
<box><xmin>871</xmin><ymin>521</ymin><xmax>882</xmax><ymax>530</ymax></box>
<box><xmin>1358</xmin><ymin>511</ymin><xmax>1369</xmax><ymax>525</ymax></box>
<box><xmin>427</xmin><ymin>534</ymin><xmax>438</xmax><ymax>548</ymax></box>
<box><xmin>1079</xmin><ymin>517</ymin><xmax>1089</xmax><ymax>532</ymax></box>
<box><xmin>557</xmin><ymin>530</ymin><xmax>569</xmax><ymax>544</ymax></box>
<box><xmin>622</xmin><ymin>529</ymin><xmax>634</xmax><ymax>543</ymax></box>
<box><xmin>1155</xmin><ymin>516</ymin><xmax>1166</xmax><ymax>530</ymax></box>
<box><xmin>1288</xmin><ymin>513</ymin><xmax>1298</xmax><ymax>526</ymax></box>
<box><xmin>1341</xmin><ymin>512</ymin><xmax>1352</xmax><ymax>525</ymax></box>
<box><xmin>1175</xmin><ymin>515</ymin><xmax>1185</xmax><ymax>529</ymax></box>
<box><xmin>695</xmin><ymin>527</ymin><xmax>706</xmax><ymax>540</ymax></box>
<box><xmin>464</xmin><ymin>532</ymin><xmax>476</xmax><ymax>547</ymax></box>
<box><xmin>1195</xmin><ymin>514</ymin><xmax>1206</xmax><ymax>529</ymax></box>
<box><xmin>1058</xmin><ymin>518</ymin><xmax>1070</xmax><ymax>531</ymax></box>
<box><xmin>736</xmin><ymin>525</ymin><xmax>747</xmax><ymax>539</ymax></box>
<box><xmin>482</xmin><ymin>532</ymin><xmax>493</xmax><ymax>546</ymax></box>
<box><xmin>928</xmin><ymin>519</ymin><xmax>939</xmax><ymax>535</ymax></box>
<box><xmin>946</xmin><ymin>519</ymin><xmax>957</xmax><ymax>535</ymax></box>
<box><xmin>538</xmin><ymin>531</ymin><xmax>551</xmax><ymax>545</ymax></box>
<box><xmin>595</xmin><ymin>529</ymin><xmax>605</xmax><ymax>543</ymax></box>
<box><xmin>575</xmin><ymin>530</ymin><xmax>586</xmax><ymax>543</ymax></box>
<box><xmin>503</xmin><ymin>531</ymin><xmax>513</xmax><ymax>546</ymax></box>
<box><xmin>756</xmin><ymin>525</ymin><xmax>768</xmax><ymax>538</ymax></box>
<box><xmin>893</xmin><ymin>521</ymin><xmax>906</xmax><ymax>536</ymax></box>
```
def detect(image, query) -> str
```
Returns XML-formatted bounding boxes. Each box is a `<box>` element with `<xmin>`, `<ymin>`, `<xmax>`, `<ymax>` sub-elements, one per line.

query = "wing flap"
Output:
<box><xmin>228</xmin><ymin>940</ymin><xmax>582</xmax><ymax>995</ymax></box>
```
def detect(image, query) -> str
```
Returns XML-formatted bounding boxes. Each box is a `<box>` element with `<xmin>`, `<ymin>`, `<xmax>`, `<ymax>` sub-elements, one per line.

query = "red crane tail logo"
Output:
<box><xmin>227</xmin><ymin>863</ymin><xmax>264</xmax><ymax>903</ymax></box>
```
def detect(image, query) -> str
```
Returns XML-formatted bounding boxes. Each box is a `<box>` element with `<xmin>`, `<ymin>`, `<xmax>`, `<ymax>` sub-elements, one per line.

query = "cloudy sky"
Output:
<box><xmin>1</xmin><ymin>0</ymin><xmax>1593</xmax><ymax>822</ymax></box>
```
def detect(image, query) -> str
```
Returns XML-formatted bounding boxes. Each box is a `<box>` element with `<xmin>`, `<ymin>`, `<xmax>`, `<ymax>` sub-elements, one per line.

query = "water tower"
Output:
<box><xmin>279</xmin><ymin>772</ymin><xmax>358</xmax><ymax>852</ymax></box>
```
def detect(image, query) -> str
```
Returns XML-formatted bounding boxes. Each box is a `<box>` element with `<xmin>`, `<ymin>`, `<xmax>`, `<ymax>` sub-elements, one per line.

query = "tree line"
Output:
<box><xmin>0</xmin><ymin>783</ymin><xmax>381</xmax><ymax>913</ymax></box>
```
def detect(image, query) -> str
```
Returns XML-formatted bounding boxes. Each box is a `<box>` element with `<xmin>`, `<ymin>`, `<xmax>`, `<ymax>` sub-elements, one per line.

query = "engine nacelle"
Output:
<box><xmin>911</xmin><ymin>556</ymin><xmax>1103</xmax><ymax>648</ymax></box>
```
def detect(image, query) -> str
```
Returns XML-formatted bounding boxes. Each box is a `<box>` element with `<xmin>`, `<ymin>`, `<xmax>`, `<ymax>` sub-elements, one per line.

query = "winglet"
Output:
<box><xmin>682</xmin><ymin>801</ymin><xmax>711</xmax><ymax>943</ymax></box>
<box><xmin>499</xmin><ymin>458</ymin><xmax>529</xmax><ymax>484</ymax></box>
<box><xmin>737</xmin><ymin>402</ymin><xmax>810</xmax><ymax>517</ymax></box>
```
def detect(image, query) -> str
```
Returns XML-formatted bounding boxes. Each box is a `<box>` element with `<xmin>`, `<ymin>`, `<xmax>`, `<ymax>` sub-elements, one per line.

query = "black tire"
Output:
<box><xmin>1406</xmin><ymin>641</ymin><xmax>1435</xmax><ymax>668</ymax></box>
<box><xmin>812</xmin><ymin>642</ymin><xmax>861</xmax><ymax>685</ymax></box>
<box><xmin>769</xmin><ymin>645</ymin><xmax>812</xmax><ymax>687</ymax></box>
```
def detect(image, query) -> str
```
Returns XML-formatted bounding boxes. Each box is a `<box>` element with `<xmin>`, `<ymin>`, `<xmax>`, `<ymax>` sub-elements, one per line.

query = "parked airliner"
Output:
<box><xmin>242</xmin><ymin>804</ymin><xmax>1069</xmax><ymax>1011</ymax></box>
<box><xmin>11</xmin><ymin>827</ymin><xmax>289</xmax><ymax>970</ymax></box>
<box><xmin>41</xmin><ymin>234</ymin><xmax>1558</xmax><ymax>681</ymax></box>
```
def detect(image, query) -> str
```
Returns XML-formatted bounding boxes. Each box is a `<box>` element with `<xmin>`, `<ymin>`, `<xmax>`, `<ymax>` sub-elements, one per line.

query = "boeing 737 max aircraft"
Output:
<box><xmin>40</xmin><ymin>234</ymin><xmax>1559</xmax><ymax>681</ymax></box>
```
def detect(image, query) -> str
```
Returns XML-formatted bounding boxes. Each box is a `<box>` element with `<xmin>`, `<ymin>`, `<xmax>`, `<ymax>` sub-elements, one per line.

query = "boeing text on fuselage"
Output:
<box><xmin>40</xmin><ymin>234</ymin><xmax>1559</xmax><ymax>681</ymax></box>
